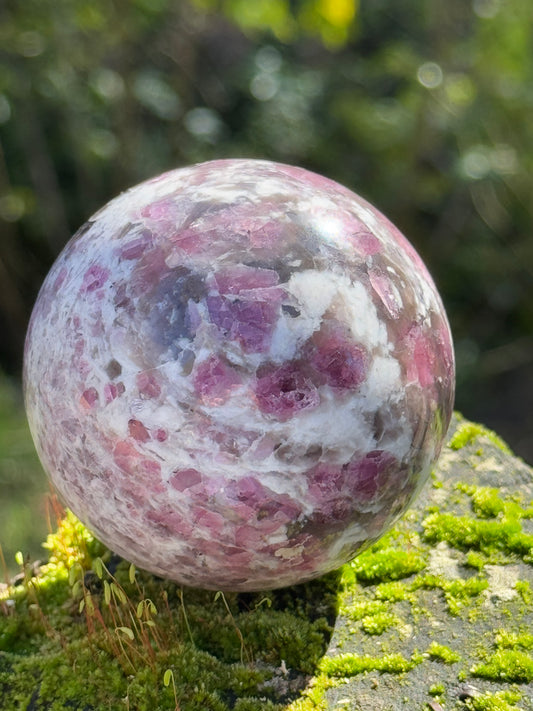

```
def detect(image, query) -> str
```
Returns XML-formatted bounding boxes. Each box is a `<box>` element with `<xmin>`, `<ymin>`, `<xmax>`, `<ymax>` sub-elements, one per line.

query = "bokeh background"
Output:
<box><xmin>1</xmin><ymin>0</ymin><xmax>532</xmax><ymax>571</ymax></box>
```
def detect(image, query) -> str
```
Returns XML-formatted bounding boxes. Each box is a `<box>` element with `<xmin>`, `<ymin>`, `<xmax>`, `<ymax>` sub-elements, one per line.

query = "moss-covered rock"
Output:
<box><xmin>1</xmin><ymin>414</ymin><xmax>533</xmax><ymax>710</ymax></box>
<box><xmin>321</xmin><ymin>414</ymin><xmax>533</xmax><ymax>710</ymax></box>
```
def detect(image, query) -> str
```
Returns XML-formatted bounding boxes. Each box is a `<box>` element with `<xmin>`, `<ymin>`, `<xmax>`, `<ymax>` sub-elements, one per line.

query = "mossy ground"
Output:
<box><xmin>1</xmin><ymin>508</ymin><xmax>340</xmax><ymax>710</ymax></box>
<box><xmin>1</xmin><ymin>415</ymin><xmax>533</xmax><ymax>710</ymax></box>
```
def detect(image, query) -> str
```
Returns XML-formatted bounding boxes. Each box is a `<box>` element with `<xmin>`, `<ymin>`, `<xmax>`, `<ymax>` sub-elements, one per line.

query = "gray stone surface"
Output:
<box><xmin>320</xmin><ymin>415</ymin><xmax>533</xmax><ymax>710</ymax></box>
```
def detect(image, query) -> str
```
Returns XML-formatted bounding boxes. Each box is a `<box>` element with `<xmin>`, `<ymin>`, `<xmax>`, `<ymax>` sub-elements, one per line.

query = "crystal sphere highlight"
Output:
<box><xmin>24</xmin><ymin>159</ymin><xmax>455</xmax><ymax>591</ymax></box>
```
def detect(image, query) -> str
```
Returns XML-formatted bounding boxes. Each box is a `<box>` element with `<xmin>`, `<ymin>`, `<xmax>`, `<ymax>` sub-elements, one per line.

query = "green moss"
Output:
<box><xmin>465</xmin><ymin>550</ymin><xmax>487</xmax><ymax>571</ymax></box>
<box><xmin>423</xmin><ymin>482</ymin><xmax>533</xmax><ymax>570</ymax></box>
<box><xmin>470</xmin><ymin>627</ymin><xmax>533</xmax><ymax>685</ymax></box>
<box><xmin>238</xmin><ymin>609</ymin><xmax>331</xmax><ymax>674</ymax></box>
<box><xmin>429</xmin><ymin>682</ymin><xmax>445</xmax><ymax>696</ymax></box>
<box><xmin>446</xmin><ymin>576</ymin><xmax>489</xmax><ymax>599</ymax></box>
<box><xmin>343</xmin><ymin>599</ymin><xmax>388</xmax><ymax>620</ymax></box>
<box><xmin>457</xmin><ymin>485</ymin><xmax>506</xmax><ymax>518</ymax></box>
<box><xmin>360</xmin><ymin>611</ymin><xmax>400</xmax><ymax>635</ymax></box>
<box><xmin>426</xmin><ymin>641</ymin><xmax>461</xmax><ymax>664</ymax></box>
<box><xmin>0</xmin><ymin>644</ymin><xmax>127</xmax><ymax>710</ymax></box>
<box><xmin>374</xmin><ymin>581</ymin><xmax>413</xmax><ymax>603</ymax></box>
<box><xmin>515</xmin><ymin>580</ymin><xmax>533</xmax><ymax>605</ymax></box>
<box><xmin>422</xmin><ymin>511</ymin><xmax>533</xmax><ymax>560</ymax></box>
<box><xmin>495</xmin><ymin>629</ymin><xmax>533</xmax><ymax>650</ymax></box>
<box><xmin>235</xmin><ymin>700</ymin><xmax>284</xmax><ymax>711</ymax></box>
<box><xmin>42</xmin><ymin>509</ymin><xmax>106</xmax><ymax>569</ymax></box>
<box><xmin>449</xmin><ymin>422</ymin><xmax>513</xmax><ymax>455</ymax></box>
<box><xmin>284</xmin><ymin>673</ymin><xmax>335</xmax><ymax>711</ymax></box>
<box><xmin>472</xmin><ymin>649</ymin><xmax>533</xmax><ymax>683</ymax></box>
<box><xmin>349</xmin><ymin>547</ymin><xmax>426</xmax><ymax>584</ymax></box>
<box><xmin>520</xmin><ymin>504</ymin><xmax>533</xmax><ymax>519</ymax></box>
<box><xmin>412</xmin><ymin>573</ymin><xmax>488</xmax><ymax>616</ymax></box>
<box><xmin>464</xmin><ymin>690</ymin><xmax>523</xmax><ymax>711</ymax></box>
<box><xmin>319</xmin><ymin>651</ymin><xmax>418</xmax><ymax>677</ymax></box>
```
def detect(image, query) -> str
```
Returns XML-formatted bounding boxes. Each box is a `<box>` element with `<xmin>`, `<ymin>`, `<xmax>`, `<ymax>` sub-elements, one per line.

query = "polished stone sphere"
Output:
<box><xmin>24</xmin><ymin>159</ymin><xmax>455</xmax><ymax>591</ymax></box>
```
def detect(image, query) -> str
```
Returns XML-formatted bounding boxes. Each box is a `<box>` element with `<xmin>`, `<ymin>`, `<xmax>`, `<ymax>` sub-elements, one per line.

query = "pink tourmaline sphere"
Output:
<box><xmin>24</xmin><ymin>159</ymin><xmax>454</xmax><ymax>591</ymax></box>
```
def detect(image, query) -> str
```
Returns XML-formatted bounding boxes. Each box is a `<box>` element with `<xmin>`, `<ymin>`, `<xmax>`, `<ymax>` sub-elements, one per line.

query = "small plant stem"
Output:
<box><xmin>0</xmin><ymin>543</ymin><xmax>9</xmax><ymax>584</ymax></box>
<box><xmin>178</xmin><ymin>588</ymin><xmax>195</xmax><ymax>647</ymax></box>
<box><xmin>114</xmin><ymin>630</ymin><xmax>138</xmax><ymax>674</ymax></box>
<box><xmin>164</xmin><ymin>669</ymin><xmax>181</xmax><ymax>711</ymax></box>
<box><xmin>215</xmin><ymin>591</ymin><xmax>251</xmax><ymax>664</ymax></box>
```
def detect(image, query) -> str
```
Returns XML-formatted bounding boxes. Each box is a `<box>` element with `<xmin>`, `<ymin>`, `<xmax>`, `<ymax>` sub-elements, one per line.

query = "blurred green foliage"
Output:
<box><xmin>0</xmin><ymin>0</ymin><xmax>532</xmax><ymax>563</ymax></box>
<box><xmin>194</xmin><ymin>0</ymin><xmax>359</xmax><ymax>46</ymax></box>
<box><xmin>0</xmin><ymin>374</ymin><xmax>47</xmax><ymax>573</ymax></box>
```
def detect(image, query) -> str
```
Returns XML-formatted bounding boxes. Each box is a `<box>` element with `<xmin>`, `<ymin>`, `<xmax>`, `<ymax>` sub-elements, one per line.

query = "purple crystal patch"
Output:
<box><xmin>23</xmin><ymin>159</ymin><xmax>455</xmax><ymax>591</ymax></box>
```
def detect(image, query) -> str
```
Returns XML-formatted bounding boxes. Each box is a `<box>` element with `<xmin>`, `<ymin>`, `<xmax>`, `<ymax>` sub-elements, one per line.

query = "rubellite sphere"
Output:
<box><xmin>24</xmin><ymin>159</ymin><xmax>454</xmax><ymax>591</ymax></box>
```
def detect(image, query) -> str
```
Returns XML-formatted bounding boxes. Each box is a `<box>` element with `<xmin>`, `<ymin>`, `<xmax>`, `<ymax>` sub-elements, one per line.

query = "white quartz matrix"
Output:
<box><xmin>24</xmin><ymin>159</ymin><xmax>455</xmax><ymax>591</ymax></box>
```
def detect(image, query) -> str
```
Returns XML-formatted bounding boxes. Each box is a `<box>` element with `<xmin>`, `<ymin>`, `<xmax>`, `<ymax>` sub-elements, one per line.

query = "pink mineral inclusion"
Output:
<box><xmin>81</xmin><ymin>264</ymin><xmax>110</xmax><ymax>293</ymax></box>
<box><xmin>104</xmin><ymin>382</ymin><xmax>125</xmax><ymax>403</ymax></box>
<box><xmin>193</xmin><ymin>355</ymin><xmax>242</xmax><ymax>406</ymax></box>
<box><xmin>350</xmin><ymin>231</ymin><xmax>381</xmax><ymax>256</ymax></box>
<box><xmin>136</xmin><ymin>371</ymin><xmax>162</xmax><ymax>399</ymax></box>
<box><xmin>307</xmin><ymin>324</ymin><xmax>367</xmax><ymax>390</ymax></box>
<box><xmin>128</xmin><ymin>419</ymin><xmax>150</xmax><ymax>443</ymax></box>
<box><xmin>211</xmin><ymin>265</ymin><xmax>280</xmax><ymax>293</ymax></box>
<box><xmin>207</xmin><ymin>266</ymin><xmax>284</xmax><ymax>353</ymax></box>
<box><xmin>343</xmin><ymin>450</ymin><xmax>399</xmax><ymax>503</ymax></box>
<box><xmin>307</xmin><ymin>450</ymin><xmax>398</xmax><ymax>506</ymax></box>
<box><xmin>119</xmin><ymin>233</ymin><xmax>153</xmax><ymax>261</ymax></box>
<box><xmin>80</xmin><ymin>387</ymin><xmax>99</xmax><ymax>410</ymax></box>
<box><xmin>255</xmin><ymin>362</ymin><xmax>320</xmax><ymax>420</ymax></box>
<box><xmin>169</xmin><ymin>468</ymin><xmax>202</xmax><ymax>492</ymax></box>
<box><xmin>141</xmin><ymin>197</ymin><xmax>181</xmax><ymax>223</ymax></box>
<box><xmin>369</xmin><ymin>269</ymin><xmax>402</xmax><ymax>318</ymax></box>
<box><xmin>403</xmin><ymin>324</ymin><xmax>438</xmax><ymax>389</ymax></box>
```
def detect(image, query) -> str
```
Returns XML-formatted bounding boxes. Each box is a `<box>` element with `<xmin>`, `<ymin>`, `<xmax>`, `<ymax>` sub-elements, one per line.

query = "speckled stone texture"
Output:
<box><xmin>24</xmin><ymin>159</ymin><xmax>454</xmax><ymax>591</ymax></box>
